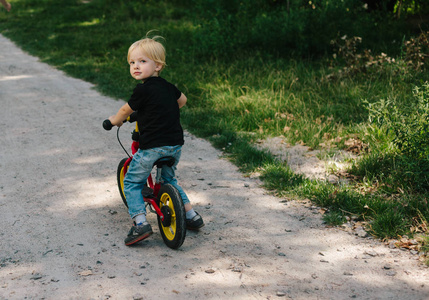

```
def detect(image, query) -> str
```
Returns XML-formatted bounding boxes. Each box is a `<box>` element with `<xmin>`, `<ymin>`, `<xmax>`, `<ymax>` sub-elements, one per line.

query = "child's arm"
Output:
<box><xmin>108</xmin><ymin>103</ymin><xmax>134</xmax><ymax>127</ymax></box>
<box><xmin>177</xmin><ymin>93</ymin><xmax>187</xmax><ymax>108</ymax></box>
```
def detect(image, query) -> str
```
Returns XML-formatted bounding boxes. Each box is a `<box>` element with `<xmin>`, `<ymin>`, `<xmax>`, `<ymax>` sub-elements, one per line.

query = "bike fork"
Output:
<box><xmin>143</xmin><ymin>167</ymin><xmax>165</xmax><ymax>220</ymax></box>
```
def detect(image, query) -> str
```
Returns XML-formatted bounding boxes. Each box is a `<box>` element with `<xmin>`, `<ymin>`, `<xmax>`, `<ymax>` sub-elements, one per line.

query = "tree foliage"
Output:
<box><xmin>182</xmin><ymin>0</ymin><xmax>426</xmax><ymax>60</ymax></box>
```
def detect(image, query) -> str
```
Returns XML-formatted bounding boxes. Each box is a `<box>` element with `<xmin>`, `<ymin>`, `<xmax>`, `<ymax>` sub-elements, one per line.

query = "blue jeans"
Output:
<box><xmin>124</xmin><ymin>145</ymin><xmax>190</xmax><ymax>219</ymax></box>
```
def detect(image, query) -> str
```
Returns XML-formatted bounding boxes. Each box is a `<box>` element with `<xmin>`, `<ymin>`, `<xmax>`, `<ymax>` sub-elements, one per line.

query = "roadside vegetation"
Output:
<box><xmin>1</xmin><ymin>0</ymin><xmax>429</xmax><ymax>263</ymax></box>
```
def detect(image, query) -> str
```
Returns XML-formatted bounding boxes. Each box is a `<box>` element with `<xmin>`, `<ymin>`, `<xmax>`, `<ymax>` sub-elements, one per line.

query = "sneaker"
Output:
<box><xmin>186</xmin><ymin>212</ymin><xmax>204</xmax><ymax>230</ymax></box>
<box><xmin>124</xmin><ymin>222</ymin><xmax>153</xmax><ymax>246</ymax></box>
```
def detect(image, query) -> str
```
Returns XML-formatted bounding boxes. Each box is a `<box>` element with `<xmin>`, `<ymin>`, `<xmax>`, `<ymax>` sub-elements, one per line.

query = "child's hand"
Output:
<box><xmin>109</xmin><ymin>103</ymin><xmax>134</xmax><ymax>127</ymax></box>
<box><xmin>109</xmin><ymin>115</ymin><xmax>124</xmax><ymax>127</ymax></box>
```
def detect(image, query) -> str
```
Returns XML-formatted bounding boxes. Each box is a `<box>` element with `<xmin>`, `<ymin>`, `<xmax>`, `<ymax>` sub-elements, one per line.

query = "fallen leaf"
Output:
<box><xmin>79</xmin><ymin>270</ymin><xmax>93</xmax><ymax>276</ymax></box>
<box><xmin>323</xmin><ymin>132</ymin><xmax>331</xmax><ymax>140</ymax></box>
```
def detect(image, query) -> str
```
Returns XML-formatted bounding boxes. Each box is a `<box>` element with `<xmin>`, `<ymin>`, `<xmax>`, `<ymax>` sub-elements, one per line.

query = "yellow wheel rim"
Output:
<box><xmin>159</xmin><ymin>192</ymin><xmax>177</xmax><ymax>241</ymax></box>
<box><xmin>119</xmin><ymin>167</ymin><xmax>127</xmax><ymax>198</ymax></box>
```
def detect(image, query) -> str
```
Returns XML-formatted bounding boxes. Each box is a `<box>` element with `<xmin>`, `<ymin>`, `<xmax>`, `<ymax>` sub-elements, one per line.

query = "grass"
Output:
<box><xmin>1</xmin><ymin>0</ymin><xmax>429</xmax><ymax>259</ymax></box>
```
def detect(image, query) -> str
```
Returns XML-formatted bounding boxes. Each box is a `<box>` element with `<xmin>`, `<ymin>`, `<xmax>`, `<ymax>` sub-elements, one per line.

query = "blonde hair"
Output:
<box><xmin>127</xmin><ymin>32</ymin><xmax>167</xmax><ymax>72</ymax></box>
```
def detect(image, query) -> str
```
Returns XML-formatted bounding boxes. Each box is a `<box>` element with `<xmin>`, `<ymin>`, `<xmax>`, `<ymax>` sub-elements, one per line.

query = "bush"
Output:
<box><xmin>187</xmin><ymin>0</ymin><xmax>397</xmax><ymax>59</ymax></box>
<box><xmin>369</xmin><ymin>82</ymin><xmax>429</xmax><ymax>159</ymax></box>
<box><xmin>327</xmin><ymin>32</ymin><xmax>429</xmax><ymax>80</ymax></box>
<box><xmin>356</xmin><ymin>82</ymin><xmax>429</xmax><ymax>193</ymax></box>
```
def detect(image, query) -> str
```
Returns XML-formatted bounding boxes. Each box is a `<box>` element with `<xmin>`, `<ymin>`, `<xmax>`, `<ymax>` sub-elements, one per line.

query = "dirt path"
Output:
<box><xmin>0</xmin><ymin>34</ymin><xmax>428</xmax><ymax>300</ymax></box>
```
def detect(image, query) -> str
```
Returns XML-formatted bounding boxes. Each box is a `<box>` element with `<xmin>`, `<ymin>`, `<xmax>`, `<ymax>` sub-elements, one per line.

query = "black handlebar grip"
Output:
<box><xmin>103</xmin><ymin>119</ymin><xmax>113</xmax><ymax>131</ymax></box>
<box><xmin>129</xmin><ymin>111</ymin><xmax>138</xmax><ymax>123</ymax></box>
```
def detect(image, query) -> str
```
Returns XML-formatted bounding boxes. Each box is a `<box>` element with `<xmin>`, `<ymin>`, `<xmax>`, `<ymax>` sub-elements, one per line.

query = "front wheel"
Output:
<box><xmin>157</xmin><ymin>184</ymin><xmax>186</xmax><ymax>249</ymax></box>
<box><xmin>117</xmin><ymin>157</ymin><xmax>129</xmax><ymax>207</ymax></box>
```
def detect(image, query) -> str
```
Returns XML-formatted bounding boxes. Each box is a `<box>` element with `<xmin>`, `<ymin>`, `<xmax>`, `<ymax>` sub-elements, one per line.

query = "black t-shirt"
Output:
<box><xmin>127</xmin><ymin>77</ymin><xmax>184</xmax><ymax>150</ymax></box>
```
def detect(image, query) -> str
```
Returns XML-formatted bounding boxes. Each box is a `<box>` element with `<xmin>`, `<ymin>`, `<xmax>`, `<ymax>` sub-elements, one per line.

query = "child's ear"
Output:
<box><xmin>156</xmin><ymin>63</ymin><xmax>163</xmax><ymax>72</ymax></box>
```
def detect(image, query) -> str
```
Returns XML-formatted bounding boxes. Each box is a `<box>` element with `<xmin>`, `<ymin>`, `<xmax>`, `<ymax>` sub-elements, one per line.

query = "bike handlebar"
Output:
<box><xmin>103</xmin><ymin>119</ymin><xmax>114</xmax><ymax>131</ymax></box>
<box><xmin>103</xmin><ymin>112</ymin><xmax>138</xmax><ymax>131</ymax></box>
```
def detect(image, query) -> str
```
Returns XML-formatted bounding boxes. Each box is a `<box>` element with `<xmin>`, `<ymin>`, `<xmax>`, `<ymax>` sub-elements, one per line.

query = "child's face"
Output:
<box><xmin>128</xmin><ymin>48</ymin><xmax>161</xmax><ymax>81</ymax></box>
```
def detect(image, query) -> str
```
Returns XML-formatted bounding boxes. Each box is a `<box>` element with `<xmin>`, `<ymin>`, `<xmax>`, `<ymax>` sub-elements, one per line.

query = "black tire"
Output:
<box><xmin>157</xmin><ymin>184</ymin><xmax>186</xmax><ymax>249</ymax></box>
<box><xmin>117</xmin><ymin>158</ymin><xmax>129</xmax><ymax>207</ymax></box>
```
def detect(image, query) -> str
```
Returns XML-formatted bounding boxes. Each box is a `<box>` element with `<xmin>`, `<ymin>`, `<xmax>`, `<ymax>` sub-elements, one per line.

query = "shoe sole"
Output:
<box><xmin>187</xmin><ymin>223</ymin><xmax>205</xmax><ymax>230</ymax></box>
<box><xmin>125</xmin><ymin>231</ymin><xmax>153</xmax><ymax>246</ymax></box>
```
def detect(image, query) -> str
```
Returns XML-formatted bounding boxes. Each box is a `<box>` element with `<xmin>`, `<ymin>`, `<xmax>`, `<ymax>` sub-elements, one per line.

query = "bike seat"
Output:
<box><xmin>142</xmin><ymin>186</ymin><xmax>155</xmax><ymax>198</ymax></box>
<box><xmin>153</xmin><ymin>156</ymin><xmax>175</xmax><ymax>168</ymax></box>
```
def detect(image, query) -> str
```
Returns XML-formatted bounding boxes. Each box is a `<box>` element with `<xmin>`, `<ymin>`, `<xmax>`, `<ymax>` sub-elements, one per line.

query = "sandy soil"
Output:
<box><xmin>1</xmin><ymin>34</ymin><xmax>428</xmax><ymax>300</ymax></box>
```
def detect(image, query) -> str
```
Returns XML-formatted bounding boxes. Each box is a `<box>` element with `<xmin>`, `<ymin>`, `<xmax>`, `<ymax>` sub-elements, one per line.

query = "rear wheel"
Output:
<box><xmin>157</xmin><ymin>184</ymin><xmax>186</xmax><ymax>249</ymax></box>
<box><xmin>117</xmin><ymin>158</ymin><xmax>129</xmax><ymax>207</ymax></box>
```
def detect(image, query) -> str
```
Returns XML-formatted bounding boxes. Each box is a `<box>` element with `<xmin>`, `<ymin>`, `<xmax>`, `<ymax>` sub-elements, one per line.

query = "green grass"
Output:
<box><xmin>1</xmin><ymin>0</ymin><xmax>429</xmax><ymax>254</ymax></box>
